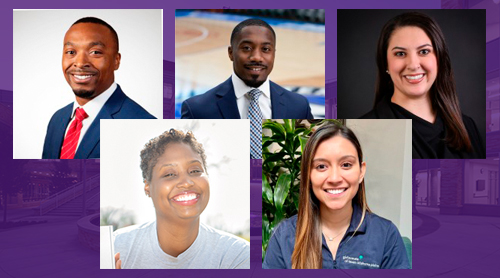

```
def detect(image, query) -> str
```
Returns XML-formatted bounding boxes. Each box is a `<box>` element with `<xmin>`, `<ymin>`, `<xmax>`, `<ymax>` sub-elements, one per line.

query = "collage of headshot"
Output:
<box><xmin>5</xmin><ymin>4</ymin><xmax>498</xmax><ymax>277</ymax></box>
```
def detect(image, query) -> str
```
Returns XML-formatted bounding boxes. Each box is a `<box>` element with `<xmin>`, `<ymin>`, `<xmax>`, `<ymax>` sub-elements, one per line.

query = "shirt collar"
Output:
<box><xmin>231</xmin><ymin>71</ymin><xmax>270</xmax><ymax>100</ymax></box>
<box><xmin>70</xmin><ymin>82</ymin><xmax>117</xmax><ymax>118</ymax></box>
<box><xmin>346</xmin><ymin>203</ymin><xmax>368</xmax><ymax>235</ymax></box>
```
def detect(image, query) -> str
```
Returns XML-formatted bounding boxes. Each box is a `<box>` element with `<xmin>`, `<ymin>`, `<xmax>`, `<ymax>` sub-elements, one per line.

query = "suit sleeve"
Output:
<box><xmin>41</xmin><ymin>120</ymin><xmax>52</xmax><ymax>159</ymax></box>
<box><xmin>181</xmin><ymin>100</ymin><xmax>194</xmax><ymax>119</ymax></box>
<box><xmin>306</xmin><ymin>100</ymin><xmax>313</xmax><ymax>119</ymax></box>
<box><xmin>380</xmin><ymin>222</ymin><xmax>411</xmax><ymax>269</ymax></box>
<box><xmin>42</xmin><ymin>111</ymin><xmax>62</xmax><ymax>159</ymax></box>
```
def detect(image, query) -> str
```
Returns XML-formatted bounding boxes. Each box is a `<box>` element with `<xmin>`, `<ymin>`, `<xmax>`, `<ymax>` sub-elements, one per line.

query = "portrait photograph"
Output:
<box><xmin>337</xmin><ymin>9</ymin><xmax>486</xmax><ymax>159</ymax></box>
<box><xmin>13</xmin><ymin>9</ymin><xmax>163</xmax><ymax>159</ymax></box>
<box><xmin>262</xmin><ymin>119</ymin><xmax>412</xmax><ymax>269</ymax></box>
<box><xmin>100</xmin><ymin>119</ymin><xmax>250</xmax><ymax>269</ymax></box>
<box><xmin>174</xmin><ymin>9</ymin><xmax>325</xmax><ymax>119</ymax></box>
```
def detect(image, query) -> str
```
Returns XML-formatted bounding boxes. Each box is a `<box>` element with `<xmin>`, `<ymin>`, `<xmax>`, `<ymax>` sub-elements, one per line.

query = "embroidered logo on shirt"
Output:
<box><xmin>343</xmin><ymin>255</ymin><xmax>380</xmax><ymax>268</ymax></box>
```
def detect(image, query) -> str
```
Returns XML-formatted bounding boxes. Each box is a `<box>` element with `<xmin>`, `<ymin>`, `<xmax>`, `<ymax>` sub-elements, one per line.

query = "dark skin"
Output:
<box><xmin>228</xmin><ymin>25</ymin><xmax>275</xmax><ymax>88</ymax></box>
<box><xmin>115</xmin><ymin>143</ymin><xmax>209</xmax><ymax>268</ymax></box>
<box><xmin>62</xmin><ymin>23</ymin><xmax>121</xmax><ymax>106</ymax></box>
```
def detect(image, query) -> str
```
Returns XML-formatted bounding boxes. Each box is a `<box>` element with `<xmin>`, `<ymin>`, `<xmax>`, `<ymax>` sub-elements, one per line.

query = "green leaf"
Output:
<box><xmin>263</xmin><ymin>122</ymin><xmax>286</xmax><ymax>139</ymax></box>
<box><xmin>299</xmin><ymin>135</ymin><xmax>309</xmax><ymax>154</ymax></box>
<box><xmin>292</xmin><ymin>136</ymin><xmax>300</xmax><ymax>153</ymax></box>
<box><xmin>293</xmin><ymin>192</ymin><xmax>300</xmax><ymax>211</ymax></box>
<box><xmin>262</xmin><ymin>137</ymin><xmax>274</xmax><ymax>149</ymax></box>
<box><xmin>266</xmin><ymin>152</ymin><xmax>286</xmax><ymax>163</ymax></box>
<box><xmin>262</xmin><ymin>214</ymin><xmax>270</xmax><ymax>254</ymax></box>
<box><xmin>262</xmin><ymin>173</ymin><xmax>273</xmax><ymax>205</ymax></box>
<box><xmin>283</xmin><ymin>119</ymin><xmax>291</xmax><ymax>133</ymax></box>
<box><xmin>294</xmin><ymin>127</ymin><xmax>306</xmax><ymax>136</ymax></box>
<box><xmin>271</xmin><ymin>212</ymin><xmax>283</xmax><ymax>231</ymax></box>
<box><xmin>270</xmin><ymin>133</ymin><xmax>286</xmax><ymax>144</ymax></box>
<box><xmin>273</xmin><ymin>173</ymin><xmax>292</xmax><ymax>215</ymax></box>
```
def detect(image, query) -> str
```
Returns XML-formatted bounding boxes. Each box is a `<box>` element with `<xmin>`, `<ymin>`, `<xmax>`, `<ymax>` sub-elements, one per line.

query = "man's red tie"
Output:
<box><xmin>60</xmin><ymin>107</ymin><xmax>88</xmax><ymax>159</ymax></box>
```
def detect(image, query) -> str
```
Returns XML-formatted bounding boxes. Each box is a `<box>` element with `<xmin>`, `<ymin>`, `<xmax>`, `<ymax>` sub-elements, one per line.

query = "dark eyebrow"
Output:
<box><xmin>312</xmin><ymin>155</ymin><xmax>357</xmax><ymax>163</ymax></box>
<box><xmin>63</xmin><ymin>41</ymin><xmax>105</xmax><ymax>47</ymax></box>
<box><xmin>391</xmin><ymin>46</ymin><xmax>406</xmax><ymax>51</ymax></box>
<box><xmin>391</xmin><ymin>44</ymin><xmax>432</xmax><ymax>51</ymax></box>
<box><xmin>239</xmin><ymin>40</ymin><xmax>273</xmax><ymax>46</ymax></box>
<box><xmin>417</xmin><ymin>44</ymin><xmax>432</xmax><ymax>49</ymax></box>
<box><xmin>89</xmin><ymin>41</ymin><xmax>105</xmax><ymax>47</ymax></box>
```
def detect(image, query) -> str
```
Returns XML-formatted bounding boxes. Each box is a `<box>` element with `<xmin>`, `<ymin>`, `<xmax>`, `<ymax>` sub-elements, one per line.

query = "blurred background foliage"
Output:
<box><xmin>261</xmin><ymin>119</ymin><xmax>344</xmax><ymax>259</ymax></box>
<box><xmin>100</xmin><ymin>207</ymin><xmax>137</xmax><ymax>232</ymax></box>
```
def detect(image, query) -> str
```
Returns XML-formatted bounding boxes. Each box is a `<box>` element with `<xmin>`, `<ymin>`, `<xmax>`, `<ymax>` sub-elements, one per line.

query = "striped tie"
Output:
<box><xmin>248</xmin><ymin>89</ymin><xmax>263</xmax><ymax>159</ymax></box>
<box><xmin>60</xmin><ymin>107</ymin><xmax>88</xmax><ymax>159</ymax></box>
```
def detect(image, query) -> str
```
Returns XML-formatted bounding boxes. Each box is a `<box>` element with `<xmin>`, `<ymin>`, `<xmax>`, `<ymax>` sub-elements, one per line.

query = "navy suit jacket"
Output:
<box><xmin>181</xmin><ymin>78</ymin><xmax>313</xmax><ymax>119</ymax></box>
<box><xmin>42</xmin><ymin>85</ymin><xmax>155</xmax><ymax>159</ymax></box>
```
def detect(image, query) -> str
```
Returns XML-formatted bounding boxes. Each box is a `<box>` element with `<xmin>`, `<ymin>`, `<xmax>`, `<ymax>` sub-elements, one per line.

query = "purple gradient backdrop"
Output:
<box><xmin>1</xmin><ymin>0</ymin><xmax>499</xmax><ymax>277</ymax></box>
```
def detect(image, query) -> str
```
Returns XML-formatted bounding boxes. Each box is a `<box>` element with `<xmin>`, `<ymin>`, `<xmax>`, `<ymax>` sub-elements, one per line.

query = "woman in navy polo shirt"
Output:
<box><xmin>262</xmin><ymin>123</ymin><xmax>410</xmax><ymax>269</ymax></box>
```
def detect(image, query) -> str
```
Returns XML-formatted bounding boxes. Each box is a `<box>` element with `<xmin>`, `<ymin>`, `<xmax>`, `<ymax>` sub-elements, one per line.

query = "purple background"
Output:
<box><xmin>2</xmin><ymin>0</ymin><xmax>500</xmax><ymax>277</ymax></box>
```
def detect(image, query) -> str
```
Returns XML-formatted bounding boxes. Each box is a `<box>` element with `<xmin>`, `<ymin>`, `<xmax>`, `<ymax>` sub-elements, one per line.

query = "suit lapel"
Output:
<box><xmin>52</xmin><ymin>104</ymin><xmax>73</xmax><ymax>158</ymax></box>
<box><xmin>216</xmin><ymin>78</ymin><xmax>240</xmax><ymax>119</ymax></box>
<box><xmin>74</xmin><ymin>86</ymin><xmax>125</xmax><ymax>159</ymax></box>
<box><xmin>270</xmin><ymin>81</ymin><xmax>286</xmax><ymax>119</ymax></box>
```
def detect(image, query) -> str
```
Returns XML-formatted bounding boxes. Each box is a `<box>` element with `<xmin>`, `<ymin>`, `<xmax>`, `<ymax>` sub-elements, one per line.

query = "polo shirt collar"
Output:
<box><xmin>346</xmin><ymin>203</ymin><xmax>368</xmax><ymax>235</ymax></box>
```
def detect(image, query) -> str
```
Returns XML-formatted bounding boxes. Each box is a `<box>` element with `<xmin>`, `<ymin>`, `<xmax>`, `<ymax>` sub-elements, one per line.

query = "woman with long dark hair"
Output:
<box><xmin>361</xmin><ymin>12</ymin><xmax>484</xmax><ymax>159</ymax></box>
<box><xmin>262</xmin><ymin>123</ymin><xmax>410</xmax><ymax>269</ymax></box>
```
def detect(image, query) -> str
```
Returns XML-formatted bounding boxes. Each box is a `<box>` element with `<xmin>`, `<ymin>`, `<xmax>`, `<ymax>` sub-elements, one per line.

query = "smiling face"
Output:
<box><xmin>310</xmin><ymin>136</ymin><xmax>366</xmax><ymax>213</ymax></box>
<box><xmin>387</xmin><ymin>26</ymin><xmax>438</xmax><ymax>100</ymax></box>
<box><xmin>145</xmin><ymin>142</ymin><xmax>210</xmax><ymax>222</ymax></box>
<box><xmin>228</xmin><ymin>25</ymin><xmax>275</xmax><ymax>88</ymax></box>
<box><xmin>62</xmin><ymin>23</ymin><xmax>121</xmax><ymax>103</ymax></box>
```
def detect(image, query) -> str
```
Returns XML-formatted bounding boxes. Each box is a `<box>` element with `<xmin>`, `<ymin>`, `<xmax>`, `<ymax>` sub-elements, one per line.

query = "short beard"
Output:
<box><xmin>72</xmin><ymin>89</ymin><xmax>96</xmax><ymax>100</ymax></box>
<box><xmin>244</xmin><ymin>75</ymin><xmax>265</xmax><ymax>88</ymax></box>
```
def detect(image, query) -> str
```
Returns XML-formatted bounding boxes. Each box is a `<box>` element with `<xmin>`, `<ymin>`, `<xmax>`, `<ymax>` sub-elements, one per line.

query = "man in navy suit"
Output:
<box><xmin>42</xmin><ymin>17</ymin><xmax>155</xmax><ymax>159</ymax></box>
<box><xmin>181</xmin><ymin>18</ymin><xmax>313</xmax><ymax>119</ymax></box>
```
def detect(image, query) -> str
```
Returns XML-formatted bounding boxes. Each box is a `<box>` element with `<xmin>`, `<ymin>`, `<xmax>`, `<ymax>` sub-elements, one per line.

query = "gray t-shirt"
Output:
<box><xmin>113</xmin><ymin>221</ymin><xmax>250</xmax><ymax>269</ymax></box>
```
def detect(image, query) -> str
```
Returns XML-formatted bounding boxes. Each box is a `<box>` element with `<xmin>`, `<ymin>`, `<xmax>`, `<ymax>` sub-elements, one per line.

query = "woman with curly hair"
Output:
<box><xmin>113</xmin><ymin>128</ymin><xmax>249</xmax><ymax>269</ymax></box>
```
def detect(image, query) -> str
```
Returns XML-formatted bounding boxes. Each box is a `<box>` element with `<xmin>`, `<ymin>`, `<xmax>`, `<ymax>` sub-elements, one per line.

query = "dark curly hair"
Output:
<box><xmin>140</xmin><ymin>129</ymin><xmax>207</xmax><ymax>183</ymax></box>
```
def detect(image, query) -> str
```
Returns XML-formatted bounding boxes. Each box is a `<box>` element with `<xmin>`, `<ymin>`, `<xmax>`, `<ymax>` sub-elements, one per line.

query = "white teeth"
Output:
<box><xmin>74</xmin><ymin>75</ymin><xmax>93</xmax><ymax>80</ymax></box>
<box><xmin>326</xmin><ymin>188</ymin><xmax>346</xmax><ymax>195</ymax></box>
<box><xmin>405</xmin><ymin>74</ymin><xmax>423</xmax><ymax>80</ymax></box>
<box><xmin>173</xmin><ymin>193</ymin><xmax>197</xmax><ymax>202</ymax></box>
<box><xmin>251</xmin><ymin>68</ymin><xmax>262</xmax><ymax>71</ymax></box>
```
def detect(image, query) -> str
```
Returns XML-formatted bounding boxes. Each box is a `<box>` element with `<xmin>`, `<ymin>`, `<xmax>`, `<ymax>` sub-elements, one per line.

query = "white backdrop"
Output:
<box><xmin>347</xmin><ymin>119</ymin><xmax>412</xmax><ymax>239</ymax></box>
<box><xmin>100</xmin><ymin>119</ymin><xmax>250</xmax><ymax>235</ymax></box>
<box><xmin>13</xmin><ymin>9</ymin><xmax>163</xmax><ymax>158</ymax></box>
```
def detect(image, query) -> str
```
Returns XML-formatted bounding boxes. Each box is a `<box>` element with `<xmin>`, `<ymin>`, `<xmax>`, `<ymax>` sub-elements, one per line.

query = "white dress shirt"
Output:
<box><xmin>64</xmin><ymin>82</ymin><xmax>117</xmax><ymax>151</ymax></box>
<box><xmin>231</xmin><ymin>72</ymin><xmax>272</xmax><ymax>119</ymax></box>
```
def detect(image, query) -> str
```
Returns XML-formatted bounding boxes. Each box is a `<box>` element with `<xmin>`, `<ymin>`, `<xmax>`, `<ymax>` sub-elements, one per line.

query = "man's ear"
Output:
<box><xmin>228</xmin><ymin>46</ymin><xmax>234</xmax><ymax>62</ymax></box>
<box><xmin>114</xmin><ymin>53</ymin><xmax>121</xmax><ymax>70</ymax></box>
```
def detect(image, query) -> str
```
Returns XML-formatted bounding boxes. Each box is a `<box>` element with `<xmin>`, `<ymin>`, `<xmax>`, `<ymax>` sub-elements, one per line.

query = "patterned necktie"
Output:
<box><xmin>60</xmin><ymin>107</ymin><xmax>88</xmax><ymax>159</ymax></box>
<box><xmin>248</xmin><ymin>89</ymin><xmax>263</xmax><ymax>159</ymax></box>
